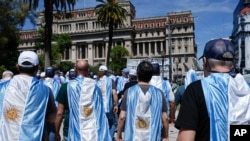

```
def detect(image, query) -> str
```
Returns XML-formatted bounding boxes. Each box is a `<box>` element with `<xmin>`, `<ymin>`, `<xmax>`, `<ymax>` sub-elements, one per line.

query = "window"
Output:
<box><xmin>139</xmin><ymin>43</ymin><xmax>143</xmax><ymax>55</ymax></box>
<box><xmin>133</xmin><ymin>43</ymin><xmax>137</xmax><ymax>55</ymax></box>
<box><xmin>185</xmin><ymin>56</ymin><xmax>188</xmax><ymax>63</ymax></box>
<box><xmin>145</xmin><ymin>24</ymin><xmax>148</xmax><ymax>28</ymax></box>
<box><xmin>78</xmin><ymin>44</ymin><xmax>87</xmax><ymax>59</ymax></box>
<box><xmin>150</xmin><ymin>23</ymin><xmax>154</xmax><ymax>28</ymax></box>
<box><xmin>172</xmin><ymin>47</ymin><xmax>175</xmax><ymax>53</ymax></box>
<box><xmin>178</xmin><ymin>46</ymin><xmax>181</xmax><ymax>53</ymax></box>
<box><xmin>139</xmin><ymin>24</ymin><xmax>142</xmax><ymax>28</ymax></box>
<box><xmin>98</xmin><ymin>43</ymin><xmax>103</xmax><ymax>58</ymax></box>
<box><xmin>177</xmin><ymin>27</ymin><xmax>181</xmax><ymax>32</ymax></box>
<box><xmin>184</xmin><ymin>17</ymin><xmax>188</xmax><ymax>22</ymax></box>
<box><xmin>171</xmin><ymin>39</ymin><xmax>175</xmax><ymax>45</ymax></box>
<box><xmin>163</xmin><ymin>41</ymin><xmax>166</xmax><ymax>53</ymax></box>
<box><xmin>177</xmin><ymin>17</ymin><xmax>181</xmax><ymax>23</ymax></box>
<box><xmin>157</xmin><ymin>41</ymin><xmax>161</xmax><ymax>54</ymax></box>
<box><xmin>151</xmin><ymin>42</ymin><xmax>155</xmax><ymax>54</ymax></box>
<box><xmin>62</xmin><ymin>47</ymin><xmax>70</xmax><ymax>60</ymax></box>
<box><xmin>184</xmin><ymin>27</ymin><xmax>188</xmax><ymax>32</ymax></box>
<box><xmin>145</xmin><ymin>42</ymin><xmax>149</xmax><ymax>55</ymax></box>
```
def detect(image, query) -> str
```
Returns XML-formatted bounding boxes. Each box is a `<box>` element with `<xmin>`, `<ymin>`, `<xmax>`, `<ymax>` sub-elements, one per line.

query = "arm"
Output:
<box><xmin>176</xmin><ymin>128</ymin><xmax>196</xmax><ymax>141</ymax></box>
<box><xmin>112</xmin><ymin>89</ymin><xmax>118</xmax><ymax>114</ymax></box>
<box><xmin>167</xmin><ymin>82</ymin><xmax>176</xmax><ymax>123</ymax></box>
<box><xmin>169</xmin><ymin>101</ymin><xmax>176</xmax><ymax>123</ymax></box>
<box><xmin>116</xmin><ymin>110</ymin><xmax>126</xmax><ymax>141</ymax></box>
<box><xmin>54</xmin><ymin>104</ymin><xmax>65</xmax><ymax>141</ymax></box>
<box><xmin>112</xmin><ymin>80</ymin><xmax>118</xmax><ymax>114</ymax></box>
<box><xmin>46</xmin><ymin>90</ymin><xmax>57</xmax><ymax>123</ymax></box>
<box><xmin>162</xmin><ymin>112</ymin><xmax>169</xmax><ymax>141</ymax></box>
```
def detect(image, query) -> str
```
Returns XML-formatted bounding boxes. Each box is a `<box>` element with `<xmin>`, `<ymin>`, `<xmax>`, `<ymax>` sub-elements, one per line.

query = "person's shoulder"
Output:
<box><xmin>184</xmin><ymin>80</ymin><xmax>203</xmax><ymax>99</ymax></box>
<box><xmin>83</xmin><ymin>77</ymin><xmax>98</xmax><ymax>87</ymax></box>
<box><xmin>186</xmin><ymin>79</ymin><xmax>201</xmax><ymax>89</ymax></box>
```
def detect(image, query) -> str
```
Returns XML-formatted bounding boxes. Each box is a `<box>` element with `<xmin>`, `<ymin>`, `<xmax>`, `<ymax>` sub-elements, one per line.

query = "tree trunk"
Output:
<box><xmin>44</xmin><ymin>0</ymin><xmax>53</xmax><ymax>70</ymax></box>
<box><xmin>107</xmin><ymin>21</ymin><xmax>113</xmax><ymax>68</ymax></box>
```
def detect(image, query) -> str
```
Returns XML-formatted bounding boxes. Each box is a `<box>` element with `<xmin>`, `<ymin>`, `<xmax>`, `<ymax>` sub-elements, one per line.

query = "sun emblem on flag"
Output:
<box><xmin>5</xmin><ymin>107</ymin><xmax>19</xmax><ymax>121</ymax></box>
<box><xmin>137</xmin><ymin>119</ymin><xmax>147</xmax><ymax>128</ymax></box>
<box><xmin>101</xmin><ymin>89</ymin><xmax>105</xmax><ymax>94</ymax></box>
<box><xmin>82</xmin><ymin>107</ymin><xmax>93</xmax><ymax>117</ymax></box>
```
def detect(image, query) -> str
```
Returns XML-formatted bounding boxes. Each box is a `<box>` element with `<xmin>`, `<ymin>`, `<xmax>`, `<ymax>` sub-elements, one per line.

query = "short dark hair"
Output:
<box><xmin>137</xmin><ymin>61</ymin><xmax>153</xmax><ymax>82</ymax></box>
<box><xmin>18</xmin><ymin>62</ymin><xmax>38</xmax><ymax>75</ymax></box>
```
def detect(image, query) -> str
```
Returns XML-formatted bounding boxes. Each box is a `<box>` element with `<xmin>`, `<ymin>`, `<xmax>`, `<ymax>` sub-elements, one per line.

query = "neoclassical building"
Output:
<box><xmin>19</xmin><ymin>0</ymin><xmax>196</xmax><ymax>79</ymax></box>
<box><xmin>232</xmin><ymin>0</ymin><xmax>250</xmax><ymax>74</ymax></box>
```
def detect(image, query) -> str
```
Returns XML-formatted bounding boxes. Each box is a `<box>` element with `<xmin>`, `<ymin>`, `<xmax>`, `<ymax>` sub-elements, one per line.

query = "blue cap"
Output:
<box><xmin>199</xmin><ymin>38</ymin><xmax>235</xmax><ymax>61</ymax></box>
<box><xmin>152</xmin><ymin>63</ymin><xmax>160</xmax><ymax>74</ymax></box>
<box><xmin>122</xmin><ymin>68</ymin><xmax>129</xmax><ymax>74</ymax></box>
<box><xmin>45</xmin><ymin>67</ymin><xmax>54</xmax><ymax>78</ymax></box>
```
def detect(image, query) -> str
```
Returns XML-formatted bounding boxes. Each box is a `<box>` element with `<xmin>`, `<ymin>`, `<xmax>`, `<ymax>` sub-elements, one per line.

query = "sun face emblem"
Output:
<box><xmin>101</xmin><ymin>89</ymin><xmax>105</xmax><ymax>94</ymax></box>
<box><xmin>82</xmin><ymin>107</ymin><xmax>93</xmax><ymax>117</ymax></box>
<box><xmin>137</xmin><ymin>119</ymin><xmax>147</xmax><ymax>128</ymax></box>
<box><xmin>5</xmin><ymin>108</ymin><xmax>19</xmax><ymax>121</ymax></box>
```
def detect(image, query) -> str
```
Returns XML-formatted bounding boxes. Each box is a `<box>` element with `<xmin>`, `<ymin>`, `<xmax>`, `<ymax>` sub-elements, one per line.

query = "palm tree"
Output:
<box><xmin>95</xmin><ymin>0</ymin><xmax>127</xmax><ymax>67</ymax></box>
<box><xmin>24</xmin><ymin>0</ymin><xmax>76</xmax><ymax>69</ymax></box>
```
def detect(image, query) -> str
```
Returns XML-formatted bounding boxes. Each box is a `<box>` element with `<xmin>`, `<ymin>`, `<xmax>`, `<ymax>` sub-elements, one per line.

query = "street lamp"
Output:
<box><xmin>168</xmin><ymin>21</ymin><xmax>173</xmax><ymax>82</ymax></box>
<box><xmin>161</xmin><ymin>51</ymin><xmax>166</xmax><ymax>77</ymax></box>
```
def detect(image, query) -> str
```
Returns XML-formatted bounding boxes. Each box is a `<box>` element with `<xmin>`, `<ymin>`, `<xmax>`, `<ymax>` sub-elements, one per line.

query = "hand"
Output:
<box><xmin>169</xmin><ymin>118</ymin><xmax>176</xmax><ymax>124</ymax></box>
<box><xmin>113</xmin><ymin>105</ymin><xmax>118</xmax><ymax>114</ymax></box>
<box><xmin>162</xmin><ymin>138</ymin><xmax>169</xmax><ymax>141</ymax></box>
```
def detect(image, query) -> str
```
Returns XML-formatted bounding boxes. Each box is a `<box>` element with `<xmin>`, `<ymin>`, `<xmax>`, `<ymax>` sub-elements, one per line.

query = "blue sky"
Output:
<box><xmin>23</xmin><ymin>0</ymin><xmax>238</xmax><ymax>59</ymax></box>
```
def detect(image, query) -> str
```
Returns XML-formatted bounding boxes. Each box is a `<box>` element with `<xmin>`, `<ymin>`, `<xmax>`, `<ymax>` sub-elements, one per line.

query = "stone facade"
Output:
<box><xmin>18</xmin><ymin>1</ymin><xmax>196</xmax><ymax>79</ymax></box>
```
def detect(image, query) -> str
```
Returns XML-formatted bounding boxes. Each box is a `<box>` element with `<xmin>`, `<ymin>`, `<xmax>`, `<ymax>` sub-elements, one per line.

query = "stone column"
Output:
<box><xmin>88</xmin><ymin>43</ymin><xmax>93</xmax><ymax>65</ymax></box>
<box><xmin>71</xmin><ymin>44</ymin><xmax>76</xmax><ymax>63</ymax></box>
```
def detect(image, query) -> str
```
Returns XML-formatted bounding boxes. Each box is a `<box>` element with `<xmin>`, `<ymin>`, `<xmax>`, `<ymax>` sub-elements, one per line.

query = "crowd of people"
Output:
<box><xmin>0</xmin><ymin>38</ymin><xmax>250</xmax><ymax>141</ymax></box>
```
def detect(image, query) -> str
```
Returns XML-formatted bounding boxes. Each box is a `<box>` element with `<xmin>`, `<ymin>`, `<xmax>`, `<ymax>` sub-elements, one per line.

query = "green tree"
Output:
<box><xmin>57</xmin><ymin>33</ymin><xmax>72</xmax><ymax>55</ymax></box>
<box><xmin>58</xmin><ymin>61</ymin><xmax>75</xmax><ymax>74</ymax></box>
<box><xmin>35</xmin><ymin>28</ymin><xmax>72</xmax><ymax>70</ymax></box>
<box><xmin>110</xmin><ymin>45</ymin><xmax>129</xmax><ymax>74</ymax></box>
<box><xmin>95</xmin><ymin>0</ymin><xmax>127</xmax><ymax>68</ymax></box>
<box><xmin>0</xmin><ymin>1</ymin><xmax>29</xmax><ymax>73</ymax></box>
<box><xmin>25</xmin><ymin>0</ymin><xmax>76</xmax><ymax>69</ymax></box>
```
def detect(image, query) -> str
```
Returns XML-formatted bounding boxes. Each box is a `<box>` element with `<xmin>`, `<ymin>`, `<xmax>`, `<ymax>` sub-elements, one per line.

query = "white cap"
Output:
<box><xmin>2</xmin><ymin>70</ymin><xmax>13</xmax><ymax>76</ymax></box>
<box><xmin>99</xmin><ymin>65</ymin><xmax>108</xmax><ymax>71</ymax></box>
<box><xmin>40</xmin><ymin>72</ymin><xmax>45</xmax><ymax>77</ymax></box>
<box><xmin>129</xmin><ymin>69</ymin><xmax>137</xmax><ymax>76</ymax></box>
<box><xmin>18</xmin><ymin>51</ymin><xmax>39</xmax><ymax>67</ymax></box>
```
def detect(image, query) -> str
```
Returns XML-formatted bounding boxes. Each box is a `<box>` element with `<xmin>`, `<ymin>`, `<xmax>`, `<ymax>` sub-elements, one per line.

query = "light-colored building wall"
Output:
<box><xmin>18</xmin><ymin>1</ymin><xmax>196</xmax><ymax>79</ymax></box>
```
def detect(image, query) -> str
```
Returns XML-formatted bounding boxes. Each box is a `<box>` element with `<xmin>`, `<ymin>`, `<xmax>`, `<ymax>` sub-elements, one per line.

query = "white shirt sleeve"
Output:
<box><xmin>166</xmin><ymin>81</ymin><xmax>175</xmax><ymax>101</ymax></box>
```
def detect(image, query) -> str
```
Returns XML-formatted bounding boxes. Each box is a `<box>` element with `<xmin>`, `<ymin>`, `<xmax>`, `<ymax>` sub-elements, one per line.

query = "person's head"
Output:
<box><xmin>17</xmin><ymin>51</ymin><xmax>39</xmax><ymax>76</ymax></box>
<box><xmin>97</xmin><ymin>65</ymin><xmax>108</xmax><ymax>78</ymax></box>
<box><xmin>45</xmin><ymin>67</ymin><xmax>54</xmax><ymax>78</ymax></box>
<box><xmin>75</xmin><ymin>59</ymin><xmax>89</xmax><ymax>77</ymax></box>
<box><xmin>200</xmin><ymin>38</ymin><xmax>235</xmax><ymax>77</ymax></box>
<box><xmin>40</xmin><ymin>72</ymin><xmax>46</xmax><ymax>80</ymax></box>
<box><xmin>129</xmin><ymin>69</ymin><xmax>137</xmax><ymax>81</ymax></box>
<box><xmin>137</xmin><ymin>61</ymin><xmax>153</xmax><ymax>83</ymax></box>
<box><xmin>68</xmin><ymin>69</ymin><xmax>76</xmax><ymax>79</ymax></box>
<box><xmin>121</xmin><ymin>68</ymin><xmax>129</xmax><ymax>77</ymax></box>
<box><xmin>152</xmin><ymin>63</ymin><xmax>161</xmax><ymax>75</ymax></box>
<box><xmin>1</xmin><ymin>70</ymin><xmax>13</xmax><ymax>80</ymax></box>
